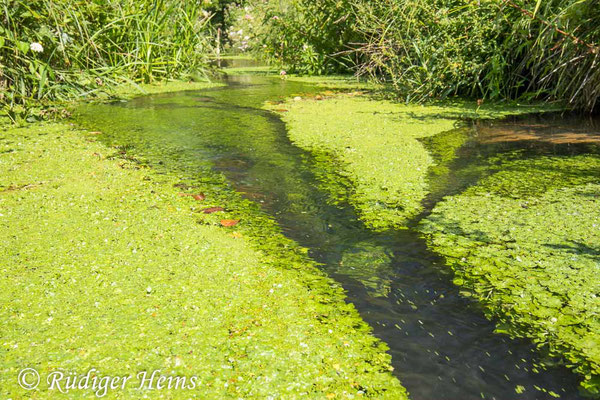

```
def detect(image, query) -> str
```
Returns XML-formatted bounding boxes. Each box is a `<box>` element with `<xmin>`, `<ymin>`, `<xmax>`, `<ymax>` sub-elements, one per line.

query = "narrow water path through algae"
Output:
<box><xmin>77</xmin><ymin>75</ymin><xmax>594</xmax><ymax>400</ymax></box>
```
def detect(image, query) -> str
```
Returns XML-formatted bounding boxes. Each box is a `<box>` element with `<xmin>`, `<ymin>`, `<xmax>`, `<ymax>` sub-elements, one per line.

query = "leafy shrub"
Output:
<box><xmin>235</xmin><ymin>0</ymin><xmax>599</xmax><ymax>111</ymax></box>
<box><xmin>228</xmin><ymin>0</ymin><xmax>361</xmax><ymax>74</ymax></box>
<box><xmin>352</xmin><ymin>0</ymin><xmax>600</xmax><ymax>110</ymax></box>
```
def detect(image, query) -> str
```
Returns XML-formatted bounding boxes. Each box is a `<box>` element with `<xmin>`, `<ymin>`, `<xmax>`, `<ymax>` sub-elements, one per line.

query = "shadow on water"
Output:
<box><xmin>76</xmin><ymin>75</ymin><xmax>596</xmax><ymax>400</ymax></box>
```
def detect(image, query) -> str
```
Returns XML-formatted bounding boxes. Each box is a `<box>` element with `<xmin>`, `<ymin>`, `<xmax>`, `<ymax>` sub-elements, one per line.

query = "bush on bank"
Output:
<box><xmin>231</xmin><ymin>0</ymin><xmax>599</xmax><ymax>112</ymax></box>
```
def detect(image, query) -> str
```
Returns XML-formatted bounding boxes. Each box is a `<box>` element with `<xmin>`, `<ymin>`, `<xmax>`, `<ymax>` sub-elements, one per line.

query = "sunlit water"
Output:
<box><xmin>77</xmin><ymin>74</ymin><xmax>600</xmax><ymax>400</ymax></box>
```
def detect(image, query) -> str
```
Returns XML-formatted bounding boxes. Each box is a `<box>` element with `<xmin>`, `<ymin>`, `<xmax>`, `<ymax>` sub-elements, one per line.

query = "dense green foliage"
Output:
<box><xmin>0</xmin><ymin>0</ymin><xmax>215</xmax><ymax>122</ymax></box>
<box><xmin>4</xmin><ymin>0</ymin><xmax>598</xmax><ymax>117</ymax></box>
<box><xmin>419</xmin><ymin>153</ymin><xmax>600</xmax><ymax>395</ymax></box>
<box><xmin>352</xmin><ymin>0</ymin><xmax>600</xmax><ymax>109</ymax></box>
<box><xmin>0</xmin><ymin>121</ymin><xmax>406</xmax><ymax>398</ymax></box>
<box><xmin>233</xmin><ymin>0</ymin><xmax>599</xmax><ymax>111</ymax></box>
<box><xmin>228</xmin><ymin>0</ymin><xmax>359</xmax><ymax>73</ymax></box>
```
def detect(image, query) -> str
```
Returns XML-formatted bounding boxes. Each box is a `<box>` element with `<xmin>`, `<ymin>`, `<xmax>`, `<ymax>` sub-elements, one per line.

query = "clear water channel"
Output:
<box><xmin>77</xmin><ymin>72</ymin><xmax>600</xmax><ymax>400</ymax></box>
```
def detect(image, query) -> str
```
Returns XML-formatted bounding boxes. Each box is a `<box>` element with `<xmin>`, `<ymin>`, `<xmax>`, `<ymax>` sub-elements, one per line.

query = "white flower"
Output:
<box><xmin>30</xmin><ymin>42</ymin><xmax>44</xmax><ymax>53</ymax></box>
<box><xmin>61</xmin><ymin>32</ymin><xmax>72</xmax><ymax>44</ymax></box>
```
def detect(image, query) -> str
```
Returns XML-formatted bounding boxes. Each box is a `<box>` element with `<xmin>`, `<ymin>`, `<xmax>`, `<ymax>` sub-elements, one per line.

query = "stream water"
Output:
<box><xmin>77</xmin><ymin>73</ymin><xmax>600</xmax><ymax>400</ymax></box>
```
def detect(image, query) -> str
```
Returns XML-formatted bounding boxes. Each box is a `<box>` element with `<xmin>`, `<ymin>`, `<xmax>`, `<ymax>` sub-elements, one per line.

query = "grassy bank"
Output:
<box><xmin>0</xmin><ymin>120</ymin><xmax>406</xmax><ymax>398</ymax></box>
<box><xmin>269</xmin><ymin>93</ymin><xmax>549</xmax><ymax>230</ymax></box>
<box><xmin>419</xmin><ymin>153</ymin><xmax>600</xmax><ymax>395</ymax></box>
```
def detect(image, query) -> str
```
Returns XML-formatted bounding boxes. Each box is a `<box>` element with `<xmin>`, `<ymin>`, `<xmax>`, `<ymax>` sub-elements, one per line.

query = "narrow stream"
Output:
<box><xmin>76</xmin><ymin>74</ymin><xmax>599</xmax><ymax>399</ymax></box>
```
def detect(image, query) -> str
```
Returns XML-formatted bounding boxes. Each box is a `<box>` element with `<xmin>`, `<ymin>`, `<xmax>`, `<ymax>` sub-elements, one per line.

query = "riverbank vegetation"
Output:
<box><xmin>229</xmin><ymin>0</ymin><xmax>600</xmax><ymax>112</ymax></box>
<box><xmin>4</xmin><ymin>0</ymin><xmax>599</xmax><ymax>120</ymax></box>
<box><xmin>0</xmin><ymin>0</ymin><xmax>215</xmax><ymax>123</ymax></box>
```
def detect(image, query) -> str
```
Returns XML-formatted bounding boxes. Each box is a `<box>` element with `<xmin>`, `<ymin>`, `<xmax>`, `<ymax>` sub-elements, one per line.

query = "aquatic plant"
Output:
<box><xmin>272</xmin><ymin>94</ymin><xmax>550</xmax><ymax>231</ymax></box>
<box><xmin>419</xmin><ymin>154</ymin><xmax>600</xmax><ymax>395</ymax></box>
<box><xmin>0</xmin><ymin>121</ymin><xmax>407</xmax><ymax>398</ymax></box>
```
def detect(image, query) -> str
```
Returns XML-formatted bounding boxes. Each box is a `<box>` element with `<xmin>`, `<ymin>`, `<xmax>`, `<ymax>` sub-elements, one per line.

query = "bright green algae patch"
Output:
<box><xmin>222</xmin><ymin>60</ymin><xmax>373</xmax><ymax>90</ymax></box>
<box><xmin>271</xmin><ymin>94</ymin><xmax>547</xmax><ymax>230</ymax></box>
<box><xmin>0</xmin><ymin>123</ymin><xmax>407</xmax><ymax>398</ymax></box>
<box><xmin>419</xmin><ymin>154</ymin><xmax>600</xmax><ymax>395</ymax></box>
<box><xmin>113</xmin><ymin>80</ymin><xmax>224</xmax><ymax>98</ymax></box>
<box><xmin>284</xmin><ymin>76</ymin><xmax>376</xmax><ymax>90</ymax></box>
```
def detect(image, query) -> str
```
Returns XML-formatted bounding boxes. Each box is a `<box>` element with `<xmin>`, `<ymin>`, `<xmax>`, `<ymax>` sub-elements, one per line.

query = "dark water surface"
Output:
<box><xmin>77</xmin><ymin>75</ymin><xmax>600</xmax><ymax>400</ymax></box>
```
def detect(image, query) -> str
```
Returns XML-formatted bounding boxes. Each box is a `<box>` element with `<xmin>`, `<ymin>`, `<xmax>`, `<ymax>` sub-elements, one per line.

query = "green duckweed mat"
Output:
<box><xmin>0</xmin><ymin>122</ymin><xmax>406</xmax><ymax>399</ymax></box>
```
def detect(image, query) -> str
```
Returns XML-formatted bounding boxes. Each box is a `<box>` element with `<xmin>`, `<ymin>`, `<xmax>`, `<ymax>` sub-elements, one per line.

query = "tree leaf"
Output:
<box><xmin>220</xmin><ymin>219</ymin><xmax>239</xmax><ymax>227</ymax></box>
<box><xmin>193</xmin><ymin>193</ymin><xmax>206</xmax><ymax>201</ymax></box>
<box><xmin>202</xmin><ymin>206</ymin><xmax>224</xmax><ymax>214</ymax></box>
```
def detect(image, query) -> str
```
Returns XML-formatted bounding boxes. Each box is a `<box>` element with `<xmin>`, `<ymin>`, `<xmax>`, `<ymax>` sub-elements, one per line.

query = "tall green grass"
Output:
<box><xmin>0</xmin><ymin>0</ymin><xmax>214</xmax><ymax>123</ymax></box>
<box><xmin>234</xmin><ymin>0</ymin><xmax>599</xmax><ymax>112</ymax></box>
<box><xmin>351</xmin><ymin>0</ymin><xmax>599</xmax><ymax>111</ymax></box>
